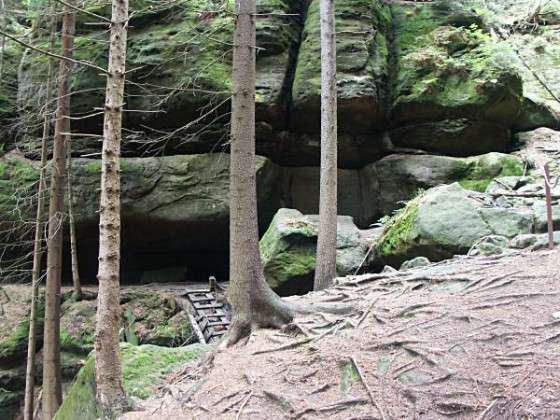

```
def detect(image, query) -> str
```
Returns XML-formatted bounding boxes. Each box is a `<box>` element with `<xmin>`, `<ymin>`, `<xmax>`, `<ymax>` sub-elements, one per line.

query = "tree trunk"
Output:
<box><xmin>42</xmin><ymin>2</ymin><xmax>76</xmax><ymax>418</ymax></box>
<box><xmin>314</xmin><ymin>0</ymin><xmax>338</xmax><ymax>291</ymax></box>
<box><xmin>227</xmin><ymin>0</ymin><xmax>293</xmax><ymax>346</ymax></box>
<box><xmin>0</xmin><ymin>0</ymin><xmax>5</xmax><ymax>86</ymax></box>
<box><xmin>23</xmin><ymin>9</ymin><xmax>57</xmax><ymax>419</ymax></box>
<box><xmin>94</xmin><ymin>0</ymin><xmax>129</xmax><ymax>415</ymax></box>
<box><xmin>67</xmin><ymin>141</ymin><xmax>82</xmax><ymax>301</ymax></box>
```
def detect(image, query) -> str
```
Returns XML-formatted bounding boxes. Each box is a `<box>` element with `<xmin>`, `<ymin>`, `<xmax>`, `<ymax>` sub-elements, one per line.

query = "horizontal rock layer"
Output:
<box><xmin>4</xmin><ymin>0</ymin><xmax>559</xmax><ymax>167</ymax></box>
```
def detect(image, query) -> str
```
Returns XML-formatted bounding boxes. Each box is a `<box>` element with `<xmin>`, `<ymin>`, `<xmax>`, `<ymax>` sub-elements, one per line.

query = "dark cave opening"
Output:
<box><xmin>62</xmin><ymin>217</ymin><xmax>230</xmax><ymax>286</ymax></box>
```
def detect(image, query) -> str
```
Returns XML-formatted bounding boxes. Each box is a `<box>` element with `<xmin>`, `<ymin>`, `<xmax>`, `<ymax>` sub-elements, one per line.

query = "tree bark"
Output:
<box><xmin>0</xmin><ymin>0</ymin><xmax>5</xmax><ymax>86</ymax></box>
<box><xmin>314</xmin><ymin>0</ymin><xmax>338</xmax><ymax>291</ymax></box>
<box><xmin>227</xmin><ymin>0</ymin><xmax>293</xmax><ymax>346</ymax></box>
<box><xmin>94</xmin><ymin>0</ymin><xmax>129</xmax><ymax>415</ymax></box>
<box><xmin>42</xmin><ymin>2</ymin><xmax>76</xmax><ymax>418</ymax></box>
<box><xmin>67</xmin><ymin>141</ymin><xmax>82</xmax><ymax>301</ymax></box>
<box><xmin>23</xmin><ymin>8</ymin><xmax>57</xmax><ymax>419</ymax></box>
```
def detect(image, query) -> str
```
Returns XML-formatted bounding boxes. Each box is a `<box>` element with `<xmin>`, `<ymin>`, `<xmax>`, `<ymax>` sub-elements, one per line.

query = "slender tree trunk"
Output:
<box><xmin>94</xmin><ymin>0</ymin><xmax>129</xmax><ymax>415</ymax></box>
<box><xmin>42</xmin><ymin>2</ymin><xmax>76</xmax><ymax>418</ymax></box>
<box><xmin>227</xmin><ymin>0</ymin><xmax>293</xmax><ymax>346</ymax></box>
<box><xmin>23</xmin><ymin>9</ymin><xmax>57</xmax><ymax>419</ymax></box>
<box><xmin>66</xmin><ymin>141</ymin><xmax>82</xmax><ymax>301</ymax></box>
<box><xmin>0</xmin><ymin>0</ymin><xmax>5</xmax><ymax>86</ymax></box>
<box><xmin>314</xmin><ymin>0</ymin><xmax>337</xmax><ymax>291</ymax></box>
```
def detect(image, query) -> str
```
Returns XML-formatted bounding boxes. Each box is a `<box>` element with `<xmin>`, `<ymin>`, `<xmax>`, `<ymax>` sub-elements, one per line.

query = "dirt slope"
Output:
<box><xmin>122</xmin><ymin>248</ymin><xmax>560</xmax><ymax>419</ymax></box>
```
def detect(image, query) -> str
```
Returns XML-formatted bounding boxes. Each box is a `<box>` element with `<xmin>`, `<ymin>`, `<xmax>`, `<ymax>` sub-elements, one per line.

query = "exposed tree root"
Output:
<box><xmin>350</xmin><ymin>356</ymin><xmax>388</xmax><ymax>420</ymax></box>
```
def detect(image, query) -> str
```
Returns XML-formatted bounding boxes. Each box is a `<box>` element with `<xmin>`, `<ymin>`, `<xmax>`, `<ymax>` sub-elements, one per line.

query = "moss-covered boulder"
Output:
<box><xmin>54</xmin><ymin>343</ymin><xmax>208</xmax><ymax>420</ymax></box>
<box><xmin>376</xmin><ymin>183</ymin><xmax>534</xmax><ymax>266</ymax></box>
<box><xmin>483</xmin><ymin>0</ymin><xmax>560</xmax><ymax>131</ymax></box>
<box><xmin>364</xmin><ymin>152</ymin><xmax>525</xmax><ymax>217</ymax></box>
<box><xmin>260</xmin><ymin>208</ymin><xmax>375</xmax><ymax>295</ymax></box>
<box><xmin>292</xmin><ymin>0</ymin><xmax>391</xmax><ymax>134</ymax></box>
<box><xmin>0</xmin><ymin>285</ymin><xmax>198</xmax><ymax>419</ymax></box>
<box><xmin>392</xmin><ymin>2</ymin><xmax>523</xmax><ymax>127</ymax></box>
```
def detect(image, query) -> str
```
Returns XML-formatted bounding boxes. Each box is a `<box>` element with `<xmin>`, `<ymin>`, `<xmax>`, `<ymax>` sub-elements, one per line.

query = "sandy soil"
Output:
<box><xmin>121</xmin><ymin>248</ymin><xmax>560</xmax><ymax>420</ymax></box>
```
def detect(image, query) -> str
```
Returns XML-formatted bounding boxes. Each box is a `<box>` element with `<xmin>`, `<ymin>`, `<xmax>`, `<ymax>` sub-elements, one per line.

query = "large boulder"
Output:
<box><xmin>54</xmin><ymin>343</ymin><xmax>208</xmax><ymax>420</ymax></box>
<box><xmin>260</xmin><ymin>208</ymin><xmax>377</xmax><ymax>295</ymax></box>
<box><xmin>375</xmin><ymin>183</ymin><xmax>534</xmax><ymax>267</ymax></box>
<box><xmin>362</xmin><ymin>152</ymin><xmax>525</xmax><ymax>217</ymax></box>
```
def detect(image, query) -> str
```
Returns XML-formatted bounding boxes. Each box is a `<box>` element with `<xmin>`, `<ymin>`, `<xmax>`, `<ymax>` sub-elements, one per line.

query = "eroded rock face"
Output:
<box><xmin>260</xmin><ymin>208</ymin><xmax>376</xmax><ymax>295</ymax></box>
<box><xmin>11</xmin><ymin>0</ymin><xmax>556</xmax><ymax>163</ymax></box>
<box><xmin>0</xmin><ymin>150</ymin><xmax>527</xmax><ymax>280</ymax></box>
<box><xmin>291</xmin><ymin>0</ymin><xmax>391</xmax><ymax>134</ymax></box>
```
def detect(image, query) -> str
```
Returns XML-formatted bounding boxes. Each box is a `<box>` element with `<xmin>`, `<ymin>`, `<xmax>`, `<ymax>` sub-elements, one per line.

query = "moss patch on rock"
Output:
<box><xmin>459</xmin><ymin>153</ymin><xmax>524</xmax><ymax>192</ymax></box>
<box><xmin>54</xmin><ymin>343</ymin><xmax>208</xmax><ymax>420</ymax></box>
<box><xmin>376</xmin><ymin>193</ymin><xmax>422</xmax><ymax>259</ymax></box>
<box><xmin>0</xmin><ymin>293</ymin><xmax>44</xmax><ymax>368</ymax></box>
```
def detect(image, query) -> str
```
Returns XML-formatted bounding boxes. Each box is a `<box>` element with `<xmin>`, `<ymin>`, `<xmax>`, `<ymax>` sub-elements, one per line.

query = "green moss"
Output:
<box><xmin>260</xmin><ymin>213</ymin><xmax>319</xmax><ymax>291</ymax></box>
<box><xmin>0</xmin><ymin>295</ymin><xmax>44</xmax><ymax>368</ymax></box>
<box><xmin>340</xmin><ymin>361</ymin><xmax>360</xmax><ymax>394</ymax></box>
<box><xmin>393</xmin><ymin>2</ymin><xmax>522</xmax><ymax>125</ymax></box>
<box><xmin>377</xmin><ymin>195</ymin><xmax>422</xmax><ymax>258</ymax></box>
<box><xmin>53</xmin><ymin>351</ymin><xmax>99</xmax><ymax>420</ymax></box>
<box><xmin>55</xmin><ymin>344</ymin><xmax>208</xmax><ymax>420</ymax></box>
<box><xmin>122</xmin><ymin>344</ymin><xmax>205</xmax><ymax>399</ymax></box>
<box><xmin>459</xmin><ymin>154</ymin><xmax>524</xmax><ymax>192</ymax></box>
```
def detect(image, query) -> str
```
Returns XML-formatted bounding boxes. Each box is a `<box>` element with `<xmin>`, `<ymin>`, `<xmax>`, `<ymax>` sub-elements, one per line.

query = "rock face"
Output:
<box><xmin>375</xmin><ymin>183</ymin><xmax>534</xmax><ymax>267</ymax></box>
<box><xmin>54</xmin><ymin>343</ymin><xmax>207</xmax><ymax>420</ymax></box>
<box><xmin>0</xmin><ymin>285</ymin><xmax>195</xmax><ymax>418</ymax></box>
<box><xmin>0</xmin><ymin>150</ymin><xmax>526</xmax><ymax>280</ymax></box>
<box><xmin>2</xmin><ymin>0</ymin><xmax>560</xmax><ymax>288</ymax></box>
<box><xmin>260</xmin><ymin>209</ymin><xmax>375</xmax><ymax>295</ymax></box>
<box><xmin>10</xmin><ymin>0</ymin><xmax>556</xmax><ymax>163</ymax></box>
<box><xmin>292</xmin><ymin>0</ymin><xmax>391</xmax><ymax>134</ymax></box>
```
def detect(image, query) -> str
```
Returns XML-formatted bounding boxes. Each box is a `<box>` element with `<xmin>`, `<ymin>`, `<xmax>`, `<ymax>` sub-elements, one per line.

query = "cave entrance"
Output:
<box><xmin>64</xmin><ymin>218</ymin><xmax>230</xmax><ymax>286</ymax></box>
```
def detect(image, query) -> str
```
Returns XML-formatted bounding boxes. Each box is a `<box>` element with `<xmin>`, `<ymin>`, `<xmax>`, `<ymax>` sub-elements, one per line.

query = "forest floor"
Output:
<box><xmin>122</xmin><ymin>248</ymin><xmax>560</xmax><ymax>420</ymax></box>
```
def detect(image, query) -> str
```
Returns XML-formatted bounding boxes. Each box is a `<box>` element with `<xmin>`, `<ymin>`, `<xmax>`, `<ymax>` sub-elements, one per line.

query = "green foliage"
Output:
<box><xmin>376</xmin><ymin>193</ymin><xmax>424</xmax><ymax>258</ymax></box>
<box><xmin>55</xmin><ymin>344</ymin><xmax>208</xmax><ymax>420</ymax></box>
<box><xmin>459</xmin><ymin>155</ymin><xmax>524</xmax><ymax>192</ymax></box>
<box><xmin>340</xmin><ymin>361</ymin><xmax>359</xmax><ymax>394</ymax></box>
<box><xmin>122</xmin><ymin>307</ymin><xmax>139</xmax><ymax>346</ymax></box>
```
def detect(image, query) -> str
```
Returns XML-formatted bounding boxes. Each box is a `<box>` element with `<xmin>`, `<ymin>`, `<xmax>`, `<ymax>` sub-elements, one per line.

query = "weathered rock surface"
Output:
<box><xmin>487</xmin><ymin>0</ymin><xmax>560</xmax><ymax>131</ymax></box>
<box><xmin>10</xmin><ymin>0</ymin><xmax>558</xmax><ymax>163</ymax></box>
<box><xmin>362</xmin><ymin>152</ymin><xmax>525</xmax><ymax>217</ymax></box>
<box><xmin>375</xmin><ymin>183</ymin><xmax>534</xmax><ymax>267</ymax></box>
<box><xmin>390</xmin><ymin>1</ymin><xmax>522</xmax><ymax>146</ymax></box>
<box><xmin>291</xmin><ymin>0</ymin><xmax>391</xmax><ymax>134</ymax></box>
<box><xmin>260</xmin><ymin>209</ymin><xmax>375</xmax><ymax>295</ymax></box>
<box><xmin>0</xmin><ymin>285</ymin><xmax>195</xmax><ymax>418</ymax></box>
<box><xmin>510</xmin><ymin>232</ymin><xmax>560</xmax><ymax>250</ymax></box>
<box><xmin>0</xmin><ymin>150</ymin><xmax>527</xmax><ymax>280</ymax></box>
<box><xmin>54</xmin><ymin>343</ymin><xmax>208</xmax><ymax>420</ymax></box>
